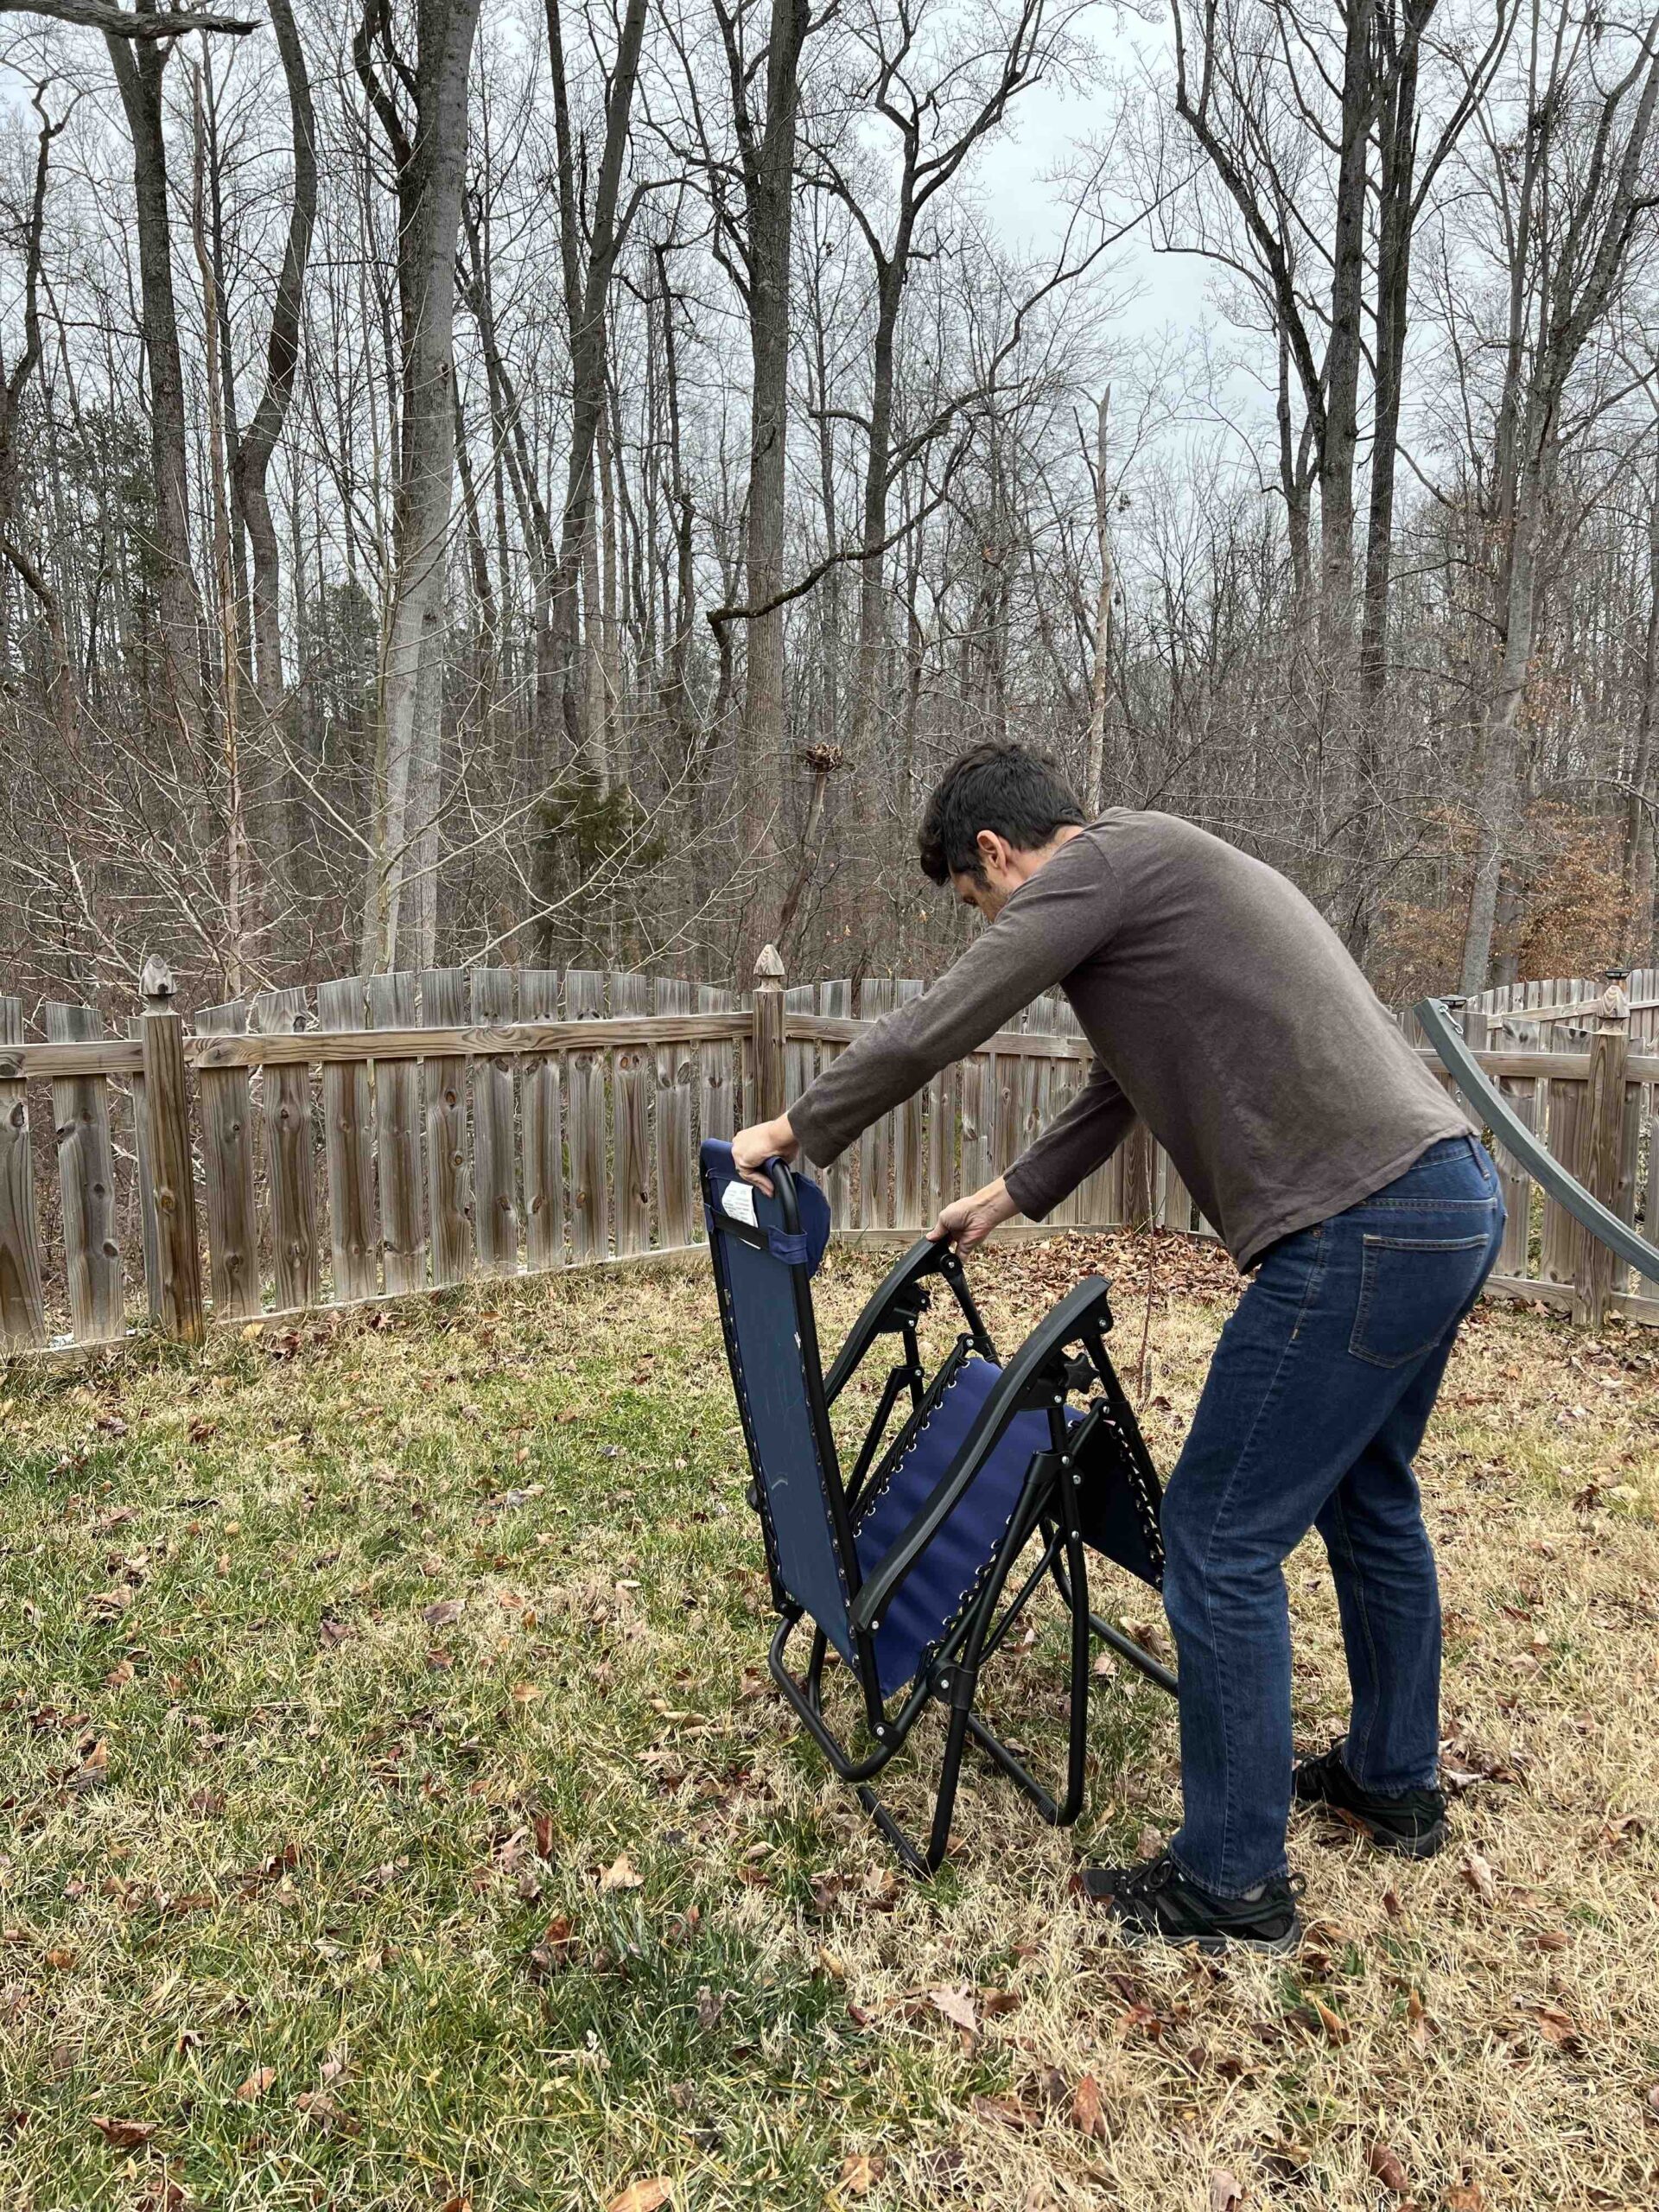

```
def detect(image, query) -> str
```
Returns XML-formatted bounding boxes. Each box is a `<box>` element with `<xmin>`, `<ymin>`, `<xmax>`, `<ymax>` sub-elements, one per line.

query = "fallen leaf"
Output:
<box><xmin>1445</xmin><ymin>2188</ymin><xmax>1485</xmax><ymax>2211</ymax></box>
<box><xmin>971</xmin><ymin>2094</ymin><xmax>1036</xmax><ymax>2129</ymax></box>
<box><xmin>1208</xmin><ymin>2172</ymin><xmax>1243</xmax><ymax>2212</ymax></box>
<box><xmin>605</xmin><ymin>2183</ymin><xmax>671</xmax><ymax>2212</ymax></box>
<box><xmin>1071</xmin><ymin>2072</ymin><xmax>1107</xmax><ymax>2139</ymax></box>
<box><xmin>423</xmin><ymin>1599</ymin><xmax>465</xmax><ymax>1630</ymax></box>
<box><xmin>235</xmin><ymin>2067</ymin><xmax>276</xmax><ymax>2104</ymax></box>
<box><xmin>92</xmin><ymin>2117</ymin><xmax>156</xmax><ymax>2148</ymax></box>
<box><xmin>1531</xmin><ymin>2003</ymin><xmax>1582</xmax><ymax>2052</ymax></box>
<box><xmin>840</xmin><ymin>2153</ymin><xmax>885</xmax><ymax>2196</ymax></box>
<box><xmin>1366</xmin><ymin>2141</ymin><xmax>1410</xmax><ymax>2194</ymax></box>
<box><xmin>599</xmin><ymin>1853</ymin><xmax>643</xmax><ymax>1891</ymax></box>
<box><xmin>1459</xmin><ymin>1849</ymin><xmax>1497</xmax><ymax>1905</ymax></box>
<box><xmin>294</xmin><ymin>2089</ymin><xmax>360</xmax><ymax>2135</ymax></box>
<box><xmin>927</xmin><ymin>1986</ymin><xmax>977</xmax><ymax>2037</ymax></box>
<box><xmin>695</xmin><ymin>1986</ymin><xmax>725</xmax><ymax>2031</ymax></box>
<box><xmin>105</xmin><ymin>1659</ymin><xmax>135</xmax><ymax>1690</ymax></box>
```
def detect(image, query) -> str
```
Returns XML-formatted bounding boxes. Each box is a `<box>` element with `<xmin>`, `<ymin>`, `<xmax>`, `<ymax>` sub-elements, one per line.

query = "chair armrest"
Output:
<box><xmin>848</xmin><ymin>1274</ymin><xmax>1113</xmax><ymax>1634</ymax></box>
<box><xmin>823</xmin><ymin>1236</ymin><xmax>951</xmax><ymax>1405</ymax></box>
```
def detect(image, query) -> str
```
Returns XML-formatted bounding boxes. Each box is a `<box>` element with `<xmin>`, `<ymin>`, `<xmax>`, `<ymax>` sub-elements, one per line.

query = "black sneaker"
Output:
<box><xmin>1078</xmin><ymin>1852</ymin><xmax>1304</xmax><ymax>1955</ymax></box>
<box><xmin>1293</xmin><ymin>1739</ymin><xmax>1447</xmax><ymax>1859</ymax></box>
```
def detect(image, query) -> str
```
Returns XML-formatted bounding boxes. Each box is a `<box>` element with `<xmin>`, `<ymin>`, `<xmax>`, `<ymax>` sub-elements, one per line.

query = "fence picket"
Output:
<box><xmin>0</xmin><ymin>996</ymin><xmax>46</xmax><ymax>1347</ymax></box>
<box><xmin>565</xmin><ymin>969</ymin><xmax>608</xmax><ymax>1260</ymax></box>
<box><xmin>855</xmin><ymin>980</ymin><xmax>896</xmax><ymax>1227</ymax></box>
<box><xmin>368</xmin><ymin>972</ymin><xmax>427</xmax><ymax>1294</ymax></box>
<box><xmin>470</xmin><ymin>967</ymin><xmax>519</xmax><ymax>1274</ymax></box>
<box><xmin>196</xmin><ymin>1000</ymin><xmax>260</xmax><ymax>1320</ymax></box>
<box><xmin>610</xmin><ymin>971</ymin><xmax>652</xmax><ymax>1254</ymax></box>
<box><xmin>653</xmin><ymin>978</ymin><xmax>696</xmax><ymax>1250</ymax></box>
<box><xmin>128</xmin><ymin>1012</ymin><xmax>162</xmax><ymax>1321</ymax></box>
<box><xmin>814</xmin><ymin>980</ymin><xmax>850</xmax><ymax>1220</ymax></box>
<box><xmin>250</xmin><ymin>988</ymin><xmax>320</xmax><ymax>1312</ymax></box>
<box><xmin>519</xmin><ymin>969</ymin><xmax>566</xmax><ymax>1272</ymax></box>
<box><xmin>318</xmin><ymin>976</ymin><xmax>378</xmax><ymax>1301</ymax></box>
<box><xmin>697</xmin><ymin>984</ymin><xmax>737</xmax><ymax>1154</ymax></box>
<box><xmin>419</xmin><ymin>969</ymin><xmax>474</xmax><ymax>1287</ymax></box>
<box><xmin>894</xmin><ymin>978</ymin><xmax>925</xmax><ymax>1226</ymax></box>
<box><xmin>45</xmin><ymin>1001</ymin><xmax>123</xmax><ymax>1344</ymax></box>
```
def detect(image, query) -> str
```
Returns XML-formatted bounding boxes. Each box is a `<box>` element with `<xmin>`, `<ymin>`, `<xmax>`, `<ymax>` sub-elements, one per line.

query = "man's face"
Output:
<box><xmin>950</xmin><ymin>830</ymin><xmax>1026</xmax><ymax>924</ymax></box>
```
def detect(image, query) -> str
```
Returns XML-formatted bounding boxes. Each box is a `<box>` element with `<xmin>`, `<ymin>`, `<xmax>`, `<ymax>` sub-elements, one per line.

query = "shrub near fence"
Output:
<box><xmin>0</xmin><ymin>951</ymin><xmax>1654</xmax><ymax>1359</ymax></box>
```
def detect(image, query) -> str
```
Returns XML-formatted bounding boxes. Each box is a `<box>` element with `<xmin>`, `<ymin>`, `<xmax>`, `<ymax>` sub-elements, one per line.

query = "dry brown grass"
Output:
<box><xmin>0</xmin><ymin>1232</ymin><xmax>1654</xmax><ymax>2210</ymax></box>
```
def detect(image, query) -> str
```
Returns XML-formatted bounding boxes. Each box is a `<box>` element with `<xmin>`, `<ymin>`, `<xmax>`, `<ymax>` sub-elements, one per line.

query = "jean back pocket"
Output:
<box><xmin>1349</xmin><ymin>1232</ymin><xmax>1494</xmax><ymax>1370</ymax></box>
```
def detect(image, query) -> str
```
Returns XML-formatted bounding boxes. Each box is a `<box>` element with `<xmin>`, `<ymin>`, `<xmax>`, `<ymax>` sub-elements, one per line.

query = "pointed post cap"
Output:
<box><xmin>139</xmin><ymin>954</ymin><xmax>175</xmax><ymax>1006</ymax></box>
<box><xmin>753</xmin><ymin>943</ymin><xmax>785</xmax><ymax>987</ymax></box>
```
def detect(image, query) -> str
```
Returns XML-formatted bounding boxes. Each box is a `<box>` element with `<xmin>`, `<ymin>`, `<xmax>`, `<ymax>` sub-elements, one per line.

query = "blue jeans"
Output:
<box><xmin>1160</xmin><ymin>1135</ymin><xmax>1504</xmax><ymax>1895</ymax></box>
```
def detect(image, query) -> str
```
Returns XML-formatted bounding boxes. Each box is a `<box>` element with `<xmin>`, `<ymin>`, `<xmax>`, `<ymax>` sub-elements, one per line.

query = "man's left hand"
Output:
<box><xmin>731</xmin><ymin>1116</ymin><xmax>798</xmax><ymax>1194</ymax></box>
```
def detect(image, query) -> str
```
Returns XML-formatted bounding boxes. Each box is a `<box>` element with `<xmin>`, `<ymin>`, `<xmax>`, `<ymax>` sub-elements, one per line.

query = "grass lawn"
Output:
<box><xmin>0</xmin><ymin>1233</ymin><xmax>1656</xmax><ymax>2212</ymax></box>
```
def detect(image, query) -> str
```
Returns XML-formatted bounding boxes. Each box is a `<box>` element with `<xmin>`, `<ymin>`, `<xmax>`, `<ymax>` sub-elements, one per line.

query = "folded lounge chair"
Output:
<box><xmin>701</xmin><ymin>1140</ymin><xmax>1175</xmax><ymax>1874</ymax></box>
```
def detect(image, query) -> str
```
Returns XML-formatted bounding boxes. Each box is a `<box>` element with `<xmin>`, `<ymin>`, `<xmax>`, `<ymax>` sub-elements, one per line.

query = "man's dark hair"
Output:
<box><xmin>917</xmin><ymin>743</ymin><xmax>1087</xmax><ymax>885</ymax></box>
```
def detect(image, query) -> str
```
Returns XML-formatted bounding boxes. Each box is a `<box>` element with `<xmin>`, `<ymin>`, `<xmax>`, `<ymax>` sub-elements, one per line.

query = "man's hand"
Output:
<box><xmin>929</xmin><ymin>1176</ymin><xmax>1020</xmax><ymax>1253</ymax></box>
<box><xmin>730</xmin><ymin>1115</ymin><xmax>798</xmax><ymax>1194</ymax></box>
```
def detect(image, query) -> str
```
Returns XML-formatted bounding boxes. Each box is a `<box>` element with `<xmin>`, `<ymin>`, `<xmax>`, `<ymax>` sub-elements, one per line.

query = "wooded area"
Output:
<box><xmin>0</xmin><ymin>0</ymin><xmax>1657</xmax><ymax>1013</ymax></box>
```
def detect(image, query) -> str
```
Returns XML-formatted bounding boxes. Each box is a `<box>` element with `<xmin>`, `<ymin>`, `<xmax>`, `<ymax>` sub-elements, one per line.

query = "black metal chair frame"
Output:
<box><xmin>708</xmin><ymin>1156</ymin><xmax>1175</xmax><ymax>1877</ymax></box>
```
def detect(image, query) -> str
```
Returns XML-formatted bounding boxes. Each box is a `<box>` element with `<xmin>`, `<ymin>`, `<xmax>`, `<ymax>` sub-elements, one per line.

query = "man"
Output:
<box><xmin>731</xmin><ymin>744</ymin><xmax>1503</xmax><ymax>1952</ymax></box>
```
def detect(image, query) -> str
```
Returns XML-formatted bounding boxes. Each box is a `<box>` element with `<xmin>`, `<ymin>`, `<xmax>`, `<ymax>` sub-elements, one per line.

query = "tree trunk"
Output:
<box><xmin>106</xmin><ymin>16</ymin><xmax>206</xmax><ymax>746</ymax></box>
<box><xmin>737</xmin><ymin>0</ymin><xmax>811</xmax><ymax>958</ymax></box>
<box><xmin>356</xmin><ymin>0</ymin><xmax>484</xmax><ymax>972</ymax></box>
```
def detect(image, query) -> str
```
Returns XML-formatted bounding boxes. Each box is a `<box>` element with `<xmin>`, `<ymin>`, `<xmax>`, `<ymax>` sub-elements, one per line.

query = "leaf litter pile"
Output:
<box><xmin>0</xmin><ymin>1232</ymin><xmax>1654</xmax><ymax>2209</ymax></box>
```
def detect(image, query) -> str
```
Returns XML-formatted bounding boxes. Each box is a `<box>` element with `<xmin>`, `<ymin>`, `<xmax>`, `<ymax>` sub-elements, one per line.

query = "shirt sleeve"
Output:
<box><xmin>785</xmin><ymin>831</ymin><xmax>1120</xmax><ymax>1166</ymax></box>
<box><xmin>1003</xmin><ymin>1058</ymin><xmax>1136</xmax><ymax>1220</ymax></box>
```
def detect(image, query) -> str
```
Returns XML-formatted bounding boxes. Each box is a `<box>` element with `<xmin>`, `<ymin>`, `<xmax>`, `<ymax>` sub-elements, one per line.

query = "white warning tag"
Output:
<box><xmin>721</xmin><ymin>1180</ymin><xmax>758</xmax><ymax>1227</ymax></box>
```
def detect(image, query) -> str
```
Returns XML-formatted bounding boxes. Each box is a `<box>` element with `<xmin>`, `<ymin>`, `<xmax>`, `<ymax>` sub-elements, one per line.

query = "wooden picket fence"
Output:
<box><xmin>1</xmin><ymin>952</ymin><xmax>1654</xmax><ymax>1361</ymax></box>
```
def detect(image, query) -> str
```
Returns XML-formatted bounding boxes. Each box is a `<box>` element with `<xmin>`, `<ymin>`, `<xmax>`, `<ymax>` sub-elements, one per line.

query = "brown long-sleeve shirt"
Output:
<box><xmin>785</xmin><ymin>811</ymin><xmax>1467</xmax><ymax>1270</ymax></box>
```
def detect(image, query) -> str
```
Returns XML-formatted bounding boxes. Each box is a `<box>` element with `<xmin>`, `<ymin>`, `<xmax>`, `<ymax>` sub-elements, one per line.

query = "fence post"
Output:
<box><xmin>1576</xmin><ymin>966</ymin><xmax>1630</xmax><ymax>1331</ymax></box>
<box><xmin>138</xmin><ymin>955</ymin><xmax>205</xmax><ymax>1344</ymax></box>
<box><xmin>752</xmin><ymin>943</ymin><xmax>787</xmax><ymax>1124</ymax></box>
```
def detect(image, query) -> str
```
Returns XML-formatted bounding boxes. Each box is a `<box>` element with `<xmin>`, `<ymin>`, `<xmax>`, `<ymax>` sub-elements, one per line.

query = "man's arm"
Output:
<box><xmin>1003</xmin><ymin>1058</ymin><xmax>1136</xmax><ymax>1220</ymax></box>
<box><xmin>784</xmin><ymin>834</ymin><xmax>1119</xmax><ymax>1167</ymax></box>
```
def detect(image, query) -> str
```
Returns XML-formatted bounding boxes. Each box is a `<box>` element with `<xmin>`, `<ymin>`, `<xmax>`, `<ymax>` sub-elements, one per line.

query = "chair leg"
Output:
<box><xmin>1048</xmin><ymin>1546</ymin><xmax>1179</xmax><ymax>1695</ymax></box>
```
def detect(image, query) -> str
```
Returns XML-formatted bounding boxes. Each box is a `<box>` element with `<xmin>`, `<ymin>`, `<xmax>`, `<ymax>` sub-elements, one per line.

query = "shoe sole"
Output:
<box><xmin>1116</xmin><ymin>1917</ymin><xmax>1303</xmax><ymax>1956</ymax></box>
<box><xmin>1316</xmin><ymin>1800</ymin><xmax>1447</xmax><ymax>1859</ymax></box>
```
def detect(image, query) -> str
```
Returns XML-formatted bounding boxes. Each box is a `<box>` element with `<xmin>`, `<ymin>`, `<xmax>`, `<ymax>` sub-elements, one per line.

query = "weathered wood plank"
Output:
<box><xmin>611</xmin><ymin>971</ymin><xmax>652</xmax><ymax>1255</ymax></box>
<box><xmin>653</xmin><ymin>977</ymin><xmax>696</xmax><ymax>1251</ymax></box>
<box><xmin>1541</xmin><ymin>1033</ymin><xmax>1587</xmax><ymax>1287</ymax></box>
<box><xmin>814</xmin><ymin>979</ymin><xmax>850</xmax><ymax>1223</ymax></box>
<box><xmin>470</xmin><ymin>968</ymin><xmax>519</xmax><ymax>1274</ymax></box>
<box><xmin>194</xmin><ymin>1001</ymin><xmax>260</xmax><ymax>1321</ymax></box>
<box><xmin>565</xmin><ymin>969</ymin><xmax>609</xmax><ymax>1261</ymax></box>
<box><xmin>961</xmin><ymin>1052</ymin><xmax>992</xmax><ymax>1199</ymax></box>
<box><xmin>893</xmin><ymin>978</ymin><xmax>925</xmax><ymax>1228</ymax></box>
<box><xmin>419</xmin><ymin>969</ymin><xmax>474</xmax><ymax>1288</ymax></box>
<box><xmin>128</xmin><ymin>1014</ymin><xmax>162</xmax><ymax>1322</ymax></box>
<box><xmin>696</xmin><ymin>985</ymin><xmax>738</xmax><ymax>1153</ymax></box>
<box><xmin>1494</xmin><ymin>1073</ymin><xmax>1537</xmax><ymax>1281</ymax></box>
<box><xmin>178</xmin><ymin>1009</ymin><xmax>750</xmax><ymax>1074</ymax></box>
<box><xmin>368</xmin><ymin>972</ymin><xmax>426</xmax><ymax>1295</ymax></box>
<box><xmin>518</xmin><ymin>969</ymin><xmax>565</xmax><ymax>1274</ymax></box>
<box><xmin>318</xmin><ymin>976</ymin><xmax>378</xmax><ymax>1302</ymax></box>
<box><xmin>0</xmin><ymin>997</ymin><xmax>46</xmax><ymax>1348</ymax></box>
<box><xmin>857</xmin><ymin>980</ymin><xmax>895</xmax><ymax>1228</ymax></box>
<box><xmin>46</xmin><ymin>1002</ymin><xmax>123</xmax><ymax>1344</ymax></box>
<box><xmin>137</xmin><ymin>982</ymin><xmax>204</xmax><ymax>1342</ymax></box>
<box><xmin>250</xmin><ymin>988</ymin><xmax>320</xmax><ymax>1312</ymax></box>
<box><xmin>784</xmin><ymin>983</ymin><xmax>816</xmax><ymax>1172</ymax></box>
<box><xmin>928</xmin><ymin>1052</ymin><xmax>959</xmax><ymax>1224</ymax></box>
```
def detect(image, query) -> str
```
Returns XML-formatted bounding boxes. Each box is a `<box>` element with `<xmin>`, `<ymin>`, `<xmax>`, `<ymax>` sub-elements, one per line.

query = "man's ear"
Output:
<box><xmin>976</xmin><ymin>829</ymin><xmax>1009</xmax><ymax>877</ymax></box>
